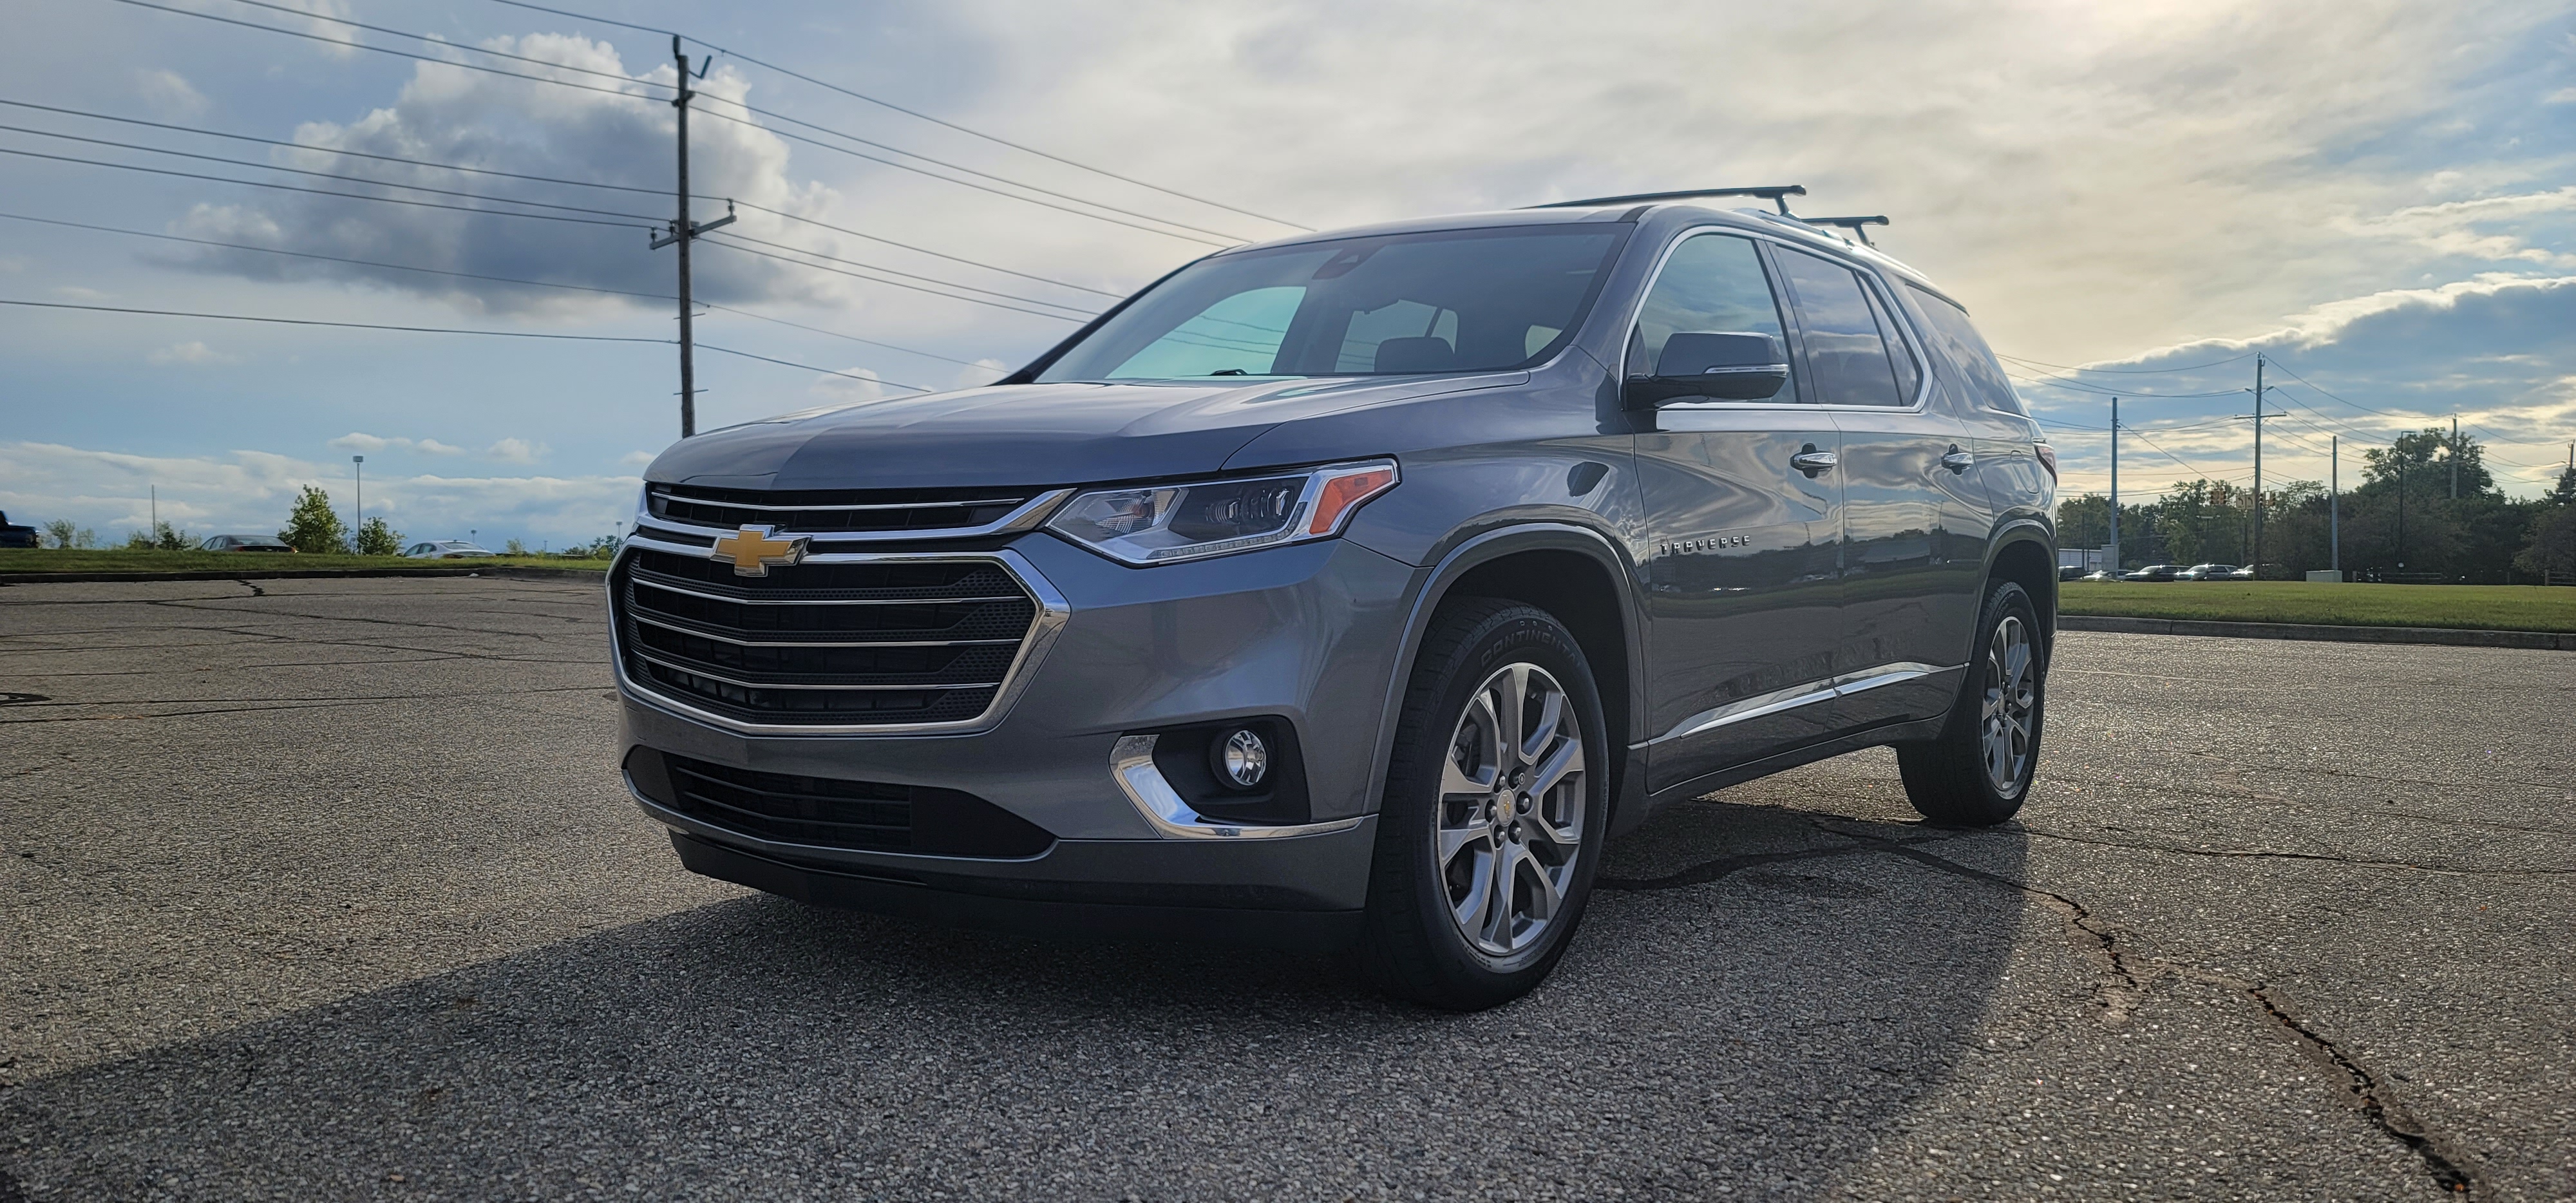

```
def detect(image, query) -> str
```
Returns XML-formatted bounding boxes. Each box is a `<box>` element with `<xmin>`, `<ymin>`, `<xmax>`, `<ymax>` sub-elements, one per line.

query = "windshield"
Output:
<box><xmin>1036</xmin><ymin>225</ymin><xmax>1628</xmax><ymax>383</ymax></box>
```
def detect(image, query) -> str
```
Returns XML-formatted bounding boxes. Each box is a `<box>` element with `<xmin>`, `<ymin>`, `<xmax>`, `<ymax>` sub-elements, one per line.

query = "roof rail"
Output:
<box><xmin>1802</xmin><ymin>215</ymin><xmax>1889</xmax><ymax>246</ymax></box>
<box><xmin>1527</xmin><ymin>185</ymin><xmax>1807</xmax><ymax>216</ymax></box>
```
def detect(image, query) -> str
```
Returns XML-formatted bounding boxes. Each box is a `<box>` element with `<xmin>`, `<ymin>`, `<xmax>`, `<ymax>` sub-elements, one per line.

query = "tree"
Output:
<box><xmin>2516</xmin><ymin>503</ymin><xmax>2576</xmax><ymax>580</ymax></box>
<box><xmin>2054</xmin><ymin>495</ymin><xmax>2111</xmax><ymax>549</ymax></box>
<box><xmin>2362</xmin><ymin>427</ymin><xmax>2497</xmax><ymax>497</ymax></box>
<box><xmin>279</xmin><ymin>485</ymin><xmax>348</xmax><ymax>554</ymax></box>
<box><xmin>354</xmin><ymin>516</ymin><xmax>404</xmax><ymax>556</ymax></box>
<box><xmin>41</xmin><ymin>519</ymin><xmax>74</xmax><ymax>549</ymax></box>
<box><xmin>124</xmin><ymin>522</ymin><xmax>191</xmax><ymax>551</ymax></box>
<box><xmin>2548</xmin><ymin>465</ymin><xmax>2576</xmax><ymax>506</ymax></box>
<box><xmin>504</xmin><ymin>537</ymin><xmax>529</xmax><ymax>555</ymax></box>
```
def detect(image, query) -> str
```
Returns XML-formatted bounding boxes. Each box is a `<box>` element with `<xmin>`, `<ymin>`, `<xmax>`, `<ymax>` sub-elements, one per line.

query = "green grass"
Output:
<box><xmin>0</xmin><ymin>549</ymin><xmax>608</xmax><ymax>574</ymax></box>
<box><xmin>2061</xmin><ymin>581</ymin><xmax>2576</xmax><ymax>633</ymax></box>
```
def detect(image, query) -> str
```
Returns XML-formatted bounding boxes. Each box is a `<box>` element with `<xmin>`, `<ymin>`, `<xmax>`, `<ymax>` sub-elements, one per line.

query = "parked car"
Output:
<box><xmin>2076</xmin><ymin>569</ymin><xmax>2116</xmax><ymax>582</ymax></box>
<box><xmin>611</xmin><ymin>189</ymin><xmax>2058</xmax><ymax>1009</ymax></box>
<box><xmin>2122</xmin><ymin>564</ymin><xmax>2182</xmax><ymax>582</ymax></box>
<box><xmin>403</xmin><ymin>540</ymin><xmax>496</xmax><ymax>559</ymax></box>
<box><xmin>0</xmin><ymin>511</ymin><xmax>35</xmax><ymax>549</ymax></box>
<box><xmin>2229</xmin><ymin>565</ymin><xmax>2259</xmax><ymax>580</ymax></box>
<box><xmin>199</xmin><ymin>534</ymin><xmax>297</xmax><ymax>553</ymax></box>
<box><xmin>2177</xmin><ymin>563</ymin><xmax>2240</xmax><ymax>580</ymax></box>
<box><xmin>2058</xmin><ymin>564</ymin><xmax>2087</xmax><ymax>581</ymax></box>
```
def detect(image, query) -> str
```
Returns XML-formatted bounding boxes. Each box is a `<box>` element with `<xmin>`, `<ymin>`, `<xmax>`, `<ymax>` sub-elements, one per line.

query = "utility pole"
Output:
<box><xmin>2251</xmin><ymin>355</ymin><xmax>2265</xmax><ymax>576</ymax></box>
<box><xmin>2448</xmin><ymin>417</ymin><xmax>2459</xmax><ymax>498</ymax></box>
<box><xmin>149</xmin><ymin>484</ymin><xmax>156</xmax><ymax>538</ymax></box>
<box><xmin>2395</xmin><ymin>460</ymin><xmax>2406</xmax><ymax>570</ymax></box>
<box><xmin>649</xmin><ymin>34</ymin><xmax>734</xmax><ymax>439</ymax></box>
<box><xmin>352</xmin><ymin>455</ymin><xmax>365</xmax><ymax>549</ymax></box>
<box><xmin>2329</xmin><ymin>436</ymin><xmax>2338</xmax><ymax>577</ymax></box>
<box><xmin>2108</xmin><ymin>396</ymin><xmax>2119</xmax><ymax>573</ymax></box>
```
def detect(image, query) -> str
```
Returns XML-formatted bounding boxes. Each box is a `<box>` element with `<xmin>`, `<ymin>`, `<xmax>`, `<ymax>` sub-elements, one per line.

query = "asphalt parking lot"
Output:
<box><xmin>2</xmin><ymin>576</ymin><xmax>2570</xmax><ymax>1201</ymax></box>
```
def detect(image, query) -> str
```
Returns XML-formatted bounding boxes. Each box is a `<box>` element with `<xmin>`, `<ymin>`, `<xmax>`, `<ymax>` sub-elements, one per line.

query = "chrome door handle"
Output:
<box><xmin>1941</xmin><ymin>446</ymin><xmax>1975</xmax><ymax>473</ymax></box>
<box><xmin>1790</xmin><ymin>445</ymin><xmax>1839</xmax><ymax>476</ymax></box>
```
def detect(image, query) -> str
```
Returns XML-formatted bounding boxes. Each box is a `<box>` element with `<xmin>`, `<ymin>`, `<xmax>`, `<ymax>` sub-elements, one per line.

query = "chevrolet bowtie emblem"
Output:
<box><xmin>708</xmin><ymin>525</ymin><xmax>810</xmax><ymax>577</ymax></box>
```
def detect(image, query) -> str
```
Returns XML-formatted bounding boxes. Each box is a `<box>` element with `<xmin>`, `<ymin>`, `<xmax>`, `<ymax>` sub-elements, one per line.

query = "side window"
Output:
<box><xmin>1627</xmin><ymin>233</ymin><xmax>1790</xmax><ymax>401</ymax></box>
<box><xmin>1904</xmin><ymin>285</ymin><xmax>2026</xmax><ymax>415</ymax></box>
<box><xmin>1773</xmin><ymin>249</ymin><xmax>1904</xmax><ymax>407</ymax></box>
<box><xmin>1866</xmin><ymin>285</ymin><xmax>1922</xmax><ymax>402</ymax></box>
<box><xmin>1106</xmin><ymin>286</ymin><xmax>1302</xmax><ymax>378</ymax></box>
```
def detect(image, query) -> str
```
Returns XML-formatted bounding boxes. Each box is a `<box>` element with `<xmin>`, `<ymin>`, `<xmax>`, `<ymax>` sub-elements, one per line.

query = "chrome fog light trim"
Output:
<box><xmin>1110</xmin><ymin>735</ymin><xmax>1361</xmax><ymax>840</ymax></box>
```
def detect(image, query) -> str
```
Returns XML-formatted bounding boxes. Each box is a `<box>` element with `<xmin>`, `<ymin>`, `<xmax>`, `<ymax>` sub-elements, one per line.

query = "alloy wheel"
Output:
<box><xmin>1980</xmin><ymin>614</ymin><xmax>2036</xmax><ymax>795</ymax></box>
<box><xmin>1434</xmin><ymin>662</ymin><xmax>1587</xmax><ymax>958</ymax></box>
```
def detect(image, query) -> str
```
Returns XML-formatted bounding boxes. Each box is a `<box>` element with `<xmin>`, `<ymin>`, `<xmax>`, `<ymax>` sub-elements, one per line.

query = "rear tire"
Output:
<box><xmin>1359</xmin><ymin>599</ymin><xmax>1610</xmax><ymax>1011</ymax></box>
<box><xmin>1897</xmin><ymin>579</ymin><xmax>2045</xmax><ymax>826</ymax></box>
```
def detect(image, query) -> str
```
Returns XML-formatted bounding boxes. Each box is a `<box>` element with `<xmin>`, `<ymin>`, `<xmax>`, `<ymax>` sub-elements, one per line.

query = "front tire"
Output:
<box><xmin>1359</xmin><ymin>599</ymin><xmax>1610</xmax><ymax>1010</ymax></box>
<box><xmin>1897</xmin><ymin>579</ymin><xmax>2045</xmax><ymax>826</ymax></box>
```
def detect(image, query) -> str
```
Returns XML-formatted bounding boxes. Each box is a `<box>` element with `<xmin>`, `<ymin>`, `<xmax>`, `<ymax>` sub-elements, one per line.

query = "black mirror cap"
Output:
<box><xmin>1623</xmin><ymin>330</ymin><xmax>1792</xmax><ymax>408</ymax></box>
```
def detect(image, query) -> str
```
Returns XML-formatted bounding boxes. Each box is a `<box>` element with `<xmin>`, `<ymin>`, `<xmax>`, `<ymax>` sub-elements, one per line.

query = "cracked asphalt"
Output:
<box><xmin>2</xmin><ymin>575</ymin><xmax>2571</xmax><ymax>1201</ymax></box>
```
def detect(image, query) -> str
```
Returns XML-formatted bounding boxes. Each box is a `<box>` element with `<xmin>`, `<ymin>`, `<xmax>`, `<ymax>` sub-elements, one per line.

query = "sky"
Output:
<box><xmin>3</xmin><ymin>0</ymin><xmax>2571</xmax><ymax>547</ymax></box>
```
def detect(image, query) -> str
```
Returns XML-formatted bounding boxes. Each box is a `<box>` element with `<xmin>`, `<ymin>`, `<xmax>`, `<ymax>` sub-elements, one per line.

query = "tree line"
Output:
<box><xmin>2054</xmin><ymin>428</ymin><xmax>2576</xmax><ymax>582</ymax></box>
<box><xmin>30</xmin><ymin>484</ymin><xmax>623</xmax><ymax>559</ymax></box>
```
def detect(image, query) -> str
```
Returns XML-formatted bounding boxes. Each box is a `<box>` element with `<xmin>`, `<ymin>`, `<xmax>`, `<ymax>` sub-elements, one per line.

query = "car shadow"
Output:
<box><xmin>3</xmin><ymin>795</ymin><xmax>2027</xmax><ymax>1200</ymax></box>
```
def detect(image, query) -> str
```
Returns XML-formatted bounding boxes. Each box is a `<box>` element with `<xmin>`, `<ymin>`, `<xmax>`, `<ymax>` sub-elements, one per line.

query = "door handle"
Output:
<box><xmin>1790</xmin><ymin>445</ymin><xmax>1839</xmax><ymax>476</ymax></box>
<box><xmin>1941</xmin><ymin>445</ymin><xmax>1975</xmax><ymax>474</ymax></box>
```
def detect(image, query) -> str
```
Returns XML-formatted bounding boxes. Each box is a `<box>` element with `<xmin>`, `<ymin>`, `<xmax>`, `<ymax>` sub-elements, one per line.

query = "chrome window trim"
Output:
<box><xmin>634</xmin><ymin>488</ymin><xmax>1071</xmax><ymax>545</ymax></box>
<box><xmin>1618</xmin><ymin>223</ymin><xmax>1935</xmax><ymax>417</ymax></box>
<box><xmin>1110</xmin><ymin>734</ymin><xmax>1364</xmax><ymax>840</ymax></box>
<box><xmin>1644</xmin><ymin>661</ymin><xmax>1962</xmax><ymax>747</ymax></box>
<box><xmin>608</xmin><ymin>545</ymin><xmax>1072</xmax><ymax>738</ymax></box>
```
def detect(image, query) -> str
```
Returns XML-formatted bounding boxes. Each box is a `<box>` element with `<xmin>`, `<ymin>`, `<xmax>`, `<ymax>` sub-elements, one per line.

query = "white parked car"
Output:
<box><xmin>402</xmin><ymin>540</ymin><xmax>497</xmax><ymax>559</ymax></box>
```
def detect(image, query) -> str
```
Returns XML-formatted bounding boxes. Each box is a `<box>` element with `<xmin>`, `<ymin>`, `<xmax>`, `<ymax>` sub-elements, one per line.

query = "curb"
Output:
<box><xmin>2060</xmin><ymin>614</ymin><xmax>2576</xmax><ymax>651</ymax></box>
<box><xmin>0</xmin><ymin>565</ymin><xmax>608</xmax><ymax>585</ymax></box>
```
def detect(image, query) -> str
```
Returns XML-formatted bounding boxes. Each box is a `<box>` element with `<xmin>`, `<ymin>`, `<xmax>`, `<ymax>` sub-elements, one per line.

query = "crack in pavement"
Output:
<box><xmin>2016</xmin><ymin>826</ymin><xmax>2576</xmax><ymax>876</ymax></box>
<box><xmin>142</xmin><ymin>599</ymin><xmax>555</xmax><ymax>642</ymax></box>
<box><xmin>0</xmin><ymin>685</ymin><xmax>609</xmax><ymax>724</ymax></box>
<box><xmin>1808</xmin><ymin>816</ymin><xmax>2483</xmax><ymax>1198</ymax></box>
<box><xmin>234</xmin><ymin>580</ymin><xmax>266</xmax><ymax>598</ymax></box>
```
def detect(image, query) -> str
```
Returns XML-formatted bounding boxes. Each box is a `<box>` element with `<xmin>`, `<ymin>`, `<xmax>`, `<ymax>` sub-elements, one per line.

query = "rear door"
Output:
<box><xmin>1629</xmin><ymin>231</ymin><xmax>1845</xmax><ymax>792</ymax></box>
<box><xmin>1769</xmin><ymin>247</ymin><xmax>1985</xmax><ymax>727</ymax></box>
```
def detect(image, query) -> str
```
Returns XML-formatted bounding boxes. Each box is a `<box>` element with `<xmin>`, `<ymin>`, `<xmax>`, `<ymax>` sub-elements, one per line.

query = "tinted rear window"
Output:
<box><xmin>1036</xmin><ymin>225</ymin><xmax>1628</xmax><ymax>382</ymax></box>
<box><xmin>1904</xmin><ymin>285</ymin><xmax>2025</xmax><ymax>415</ymax></box>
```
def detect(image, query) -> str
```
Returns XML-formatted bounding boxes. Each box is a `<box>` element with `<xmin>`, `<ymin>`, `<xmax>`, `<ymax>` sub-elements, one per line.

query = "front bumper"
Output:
<box><xmin>616</xmin><ymin>531</ymin><xmax>1420</xmax><ymax>927</ymax></box>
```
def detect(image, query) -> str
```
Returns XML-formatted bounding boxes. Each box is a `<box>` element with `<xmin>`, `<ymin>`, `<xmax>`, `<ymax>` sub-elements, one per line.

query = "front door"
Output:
<box><xmin>1769</xmin><ymin>246</ymin><xmax>1985</xmax><ymax>728</ymax></box>
<box><xmin>1628</xmin><ymin>231</ymin><xmax>1845</xmax><ymax>793</ymax></box>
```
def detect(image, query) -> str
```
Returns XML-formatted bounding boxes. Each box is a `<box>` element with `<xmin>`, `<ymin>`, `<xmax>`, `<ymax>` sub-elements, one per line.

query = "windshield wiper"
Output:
<box><xmin>1208</xmin><ymin>368</ymin><xmax>1249</xmax><ymax>376</ymax></box>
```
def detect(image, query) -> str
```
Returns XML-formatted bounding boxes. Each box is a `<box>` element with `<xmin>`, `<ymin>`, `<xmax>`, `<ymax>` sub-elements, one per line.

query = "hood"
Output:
<box><xmin>646</xmin><ymin>374</ymin><xmax>1524</xmax><ymax>490</ymax></box>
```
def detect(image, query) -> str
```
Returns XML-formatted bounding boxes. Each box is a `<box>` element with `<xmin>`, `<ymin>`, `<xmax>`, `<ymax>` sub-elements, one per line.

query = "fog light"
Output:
<box><xmin>1213</xmin><ymin>726</ymin><xmax>1269</xmax><ymax>790</ymax></box>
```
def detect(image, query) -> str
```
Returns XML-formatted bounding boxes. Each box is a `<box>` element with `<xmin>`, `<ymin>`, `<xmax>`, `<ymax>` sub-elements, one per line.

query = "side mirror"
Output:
<box><xmin>1623</xmin><ymin>331</ymin><xmax>1792</xmax><ymax>409</ymax></box>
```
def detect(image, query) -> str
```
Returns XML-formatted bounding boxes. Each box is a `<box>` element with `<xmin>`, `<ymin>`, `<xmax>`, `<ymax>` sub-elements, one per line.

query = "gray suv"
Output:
<box><xmin>614</xmin><ymin>189</ymin><xmax>2056</xmax><ymax>1009</ymax></box>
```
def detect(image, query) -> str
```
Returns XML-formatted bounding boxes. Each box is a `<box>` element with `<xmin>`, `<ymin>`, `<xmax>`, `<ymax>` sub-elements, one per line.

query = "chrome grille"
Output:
<box><xmin>648</xmin><ymin>483</ymin><xmax>1037</xmax><ymax>536</ymax></box>
<box><xmin>612</xmin><ymin>548</ymin><xmax>1043</xmax><ymax>729</ymax></box>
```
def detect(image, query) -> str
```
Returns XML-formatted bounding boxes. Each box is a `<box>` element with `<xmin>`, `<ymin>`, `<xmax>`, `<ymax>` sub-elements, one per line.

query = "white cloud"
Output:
<box><xmin>146</xmin><ymin>341</ymin><xmax>242</xmax><ymax>366</ymax></box>
<box><xmin>328</xmin><ymin>432</ymin><xmax>468</xmax><ymax>455</ymax></box>
<box><xmin>2548</xmin><ymin>87</ymin><xmax>2576</xmax><ymax>105</ymax></box>
<box><xmin>954</xmin><ymin>357</ymin><xmax>1009</xmax><ymax>390</ymax></box>
<box><xmin>134</xmin><ymin>68</ymin><xmax>208</xmax><ymax>118</ymax></box>
<box><xmin>808</xmin><ymin>366</ymin><xmax>889</xmax><ymax>404</ymax></box>
<box><xmin>484</xmin><ymin>437</ymin><xmax>549</xmax><ymax>464</ymax></box>
<box><xmin>52</xmin><ymin>286</ymin><xmax>109</xmax><ymax>301</ymax></box>
<box><xmin>160</xmin><ymin>35</ymin><xmax>826</xmax><ymax>315</ymax></box>
<box><xmin>0</xmin><ymin>440</ymin><xmax>636</xmax><ymax>544</ymax></box>
<box><xmin>619</xmin><ymin>450</ymin><xmax>658</xmax><ymax>466</ymax></box>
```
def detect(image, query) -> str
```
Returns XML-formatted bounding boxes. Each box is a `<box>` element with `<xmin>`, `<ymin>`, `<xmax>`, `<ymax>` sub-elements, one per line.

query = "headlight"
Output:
<box><xmin>1045</xmin><ymin>459</ymin><xmax>1399</xmax><ymax>565</ymax></box>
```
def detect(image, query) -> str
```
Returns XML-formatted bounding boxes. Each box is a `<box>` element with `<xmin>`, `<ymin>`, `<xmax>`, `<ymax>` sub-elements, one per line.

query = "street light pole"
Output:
<box><xmin>2108</xmin><ymin>396</ymin><xmax>2119</xmax><ymax>573</ymax></box>
<box><xmin>352</xmin><ymin>455</ymin><xmax>364</xmax><ymax>551</ymax></box>
<box><xmin>2329</xmin><ymin>436</ymin><xmax>2338</xmax><ymax>577</ymax></box>
<box><xmin>2251</xmin><ymin>355</ymin><xmax>2265</xmax><ymax>577</ymax></box>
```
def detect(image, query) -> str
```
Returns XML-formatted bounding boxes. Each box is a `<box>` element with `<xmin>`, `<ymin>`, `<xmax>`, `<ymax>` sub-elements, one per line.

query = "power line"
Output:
<box><xmin>708</xmin><ymin>229</ymin><xmax>1095</xmax><ymax>315</ymax></box>
<box><xmin>2005</xmin><ymin>370</ymin><xmax>2244</xmax><ymax>399</ymax></box>
<box><xmin>0</xmin><ymin>122</ymin><xmax>664</xmax><ymax>222</ymax></box>
<box><xmin>0</xmin><ymin>209</ymin><xmax>999</xmax><ymax>372</ymax></box>
<box><xmin>0</xmin><ymin>296</ymin><xmax>936</xmax><ymax>390</ymax></box>
<box><xmin>0</xmin><ymin>99</ymin><xmax>1132</xmax><ymax>301</ymax></box>
<box><xmin>110</xmin><ymin>0</ymin><xmax>1245</xmax><ymax>249</ymax></box>
<box><xmin>0</xmin><ymin>97</ymin><xmax>667</xmax><ymax>198</ymax></box>
<box><xmin>1996</xmin><ymin>350</ymin><xmax>2259</xmax><ymax>375</ymax></box>
<box><xmin>0</xmin><ymin>144</ymin><xmax>646</xmax><ymax>229</ymax></box>
<box><xmin>688</xmin><ymin>107</ymin><xmax>1235</xmax><ymax>249</ymax></box>
<box><xmin>699</xmin><ymin>236</ymin><xmax>1088</xmax><ymax>322</ymax></box>
<box><xmin>480</xmin><ymin>0</ymin><xmax>1314</xmax><ymax>232</ymax></box>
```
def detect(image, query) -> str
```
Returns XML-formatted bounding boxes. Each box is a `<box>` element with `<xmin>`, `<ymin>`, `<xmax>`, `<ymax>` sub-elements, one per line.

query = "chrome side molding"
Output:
<box><xmin>1645</xmin><ymin>661</ymin><xmax>1960</xmax><ymax>747</ymax></box>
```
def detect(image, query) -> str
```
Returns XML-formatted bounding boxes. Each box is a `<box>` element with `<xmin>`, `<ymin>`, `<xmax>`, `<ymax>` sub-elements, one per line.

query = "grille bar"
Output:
<box><xmin>611</xmin><ymin>545</ymin><xmax>1061</xmax><ymax>731</ymax></box>
<box><xmin>643</xmin><ymin>484</ymin><xmax>1068</xmax><ymax>542</ymax></box>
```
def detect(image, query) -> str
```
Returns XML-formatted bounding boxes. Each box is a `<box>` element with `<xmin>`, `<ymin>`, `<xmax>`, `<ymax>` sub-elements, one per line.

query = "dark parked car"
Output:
<box><xmin>2177</xmin><ymin>563</ymin><xmax>2240</xmax><ymax>581</ymax></box>
<box><xmin>199</xmin><ymin>535</ymin><xmax>297</xmax><ymax>553</ymax></box>
<box><xmin>2123</xmin><ymin>564</ymin><xmax>2181</xmax><ymax>582</ymax></box>
<box><xmin>612</xmin><ymin>190</ymin><xmax>2058</xmax><ymax>1009</ymax></box>
<box><xmin>0</xmin><ymin>511</ymin><xmax>34</xmax><ymax>549</ymax></box>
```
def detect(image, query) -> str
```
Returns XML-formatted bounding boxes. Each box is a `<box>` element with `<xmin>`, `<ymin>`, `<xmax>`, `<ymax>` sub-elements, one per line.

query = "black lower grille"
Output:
<box><xmin>612</xmin><ymin>548</ymin><xmax>1039</xmax><ymax>728</ymax></box>
<box><xmin>641</xmin><ymin>751</ymin><xmax>1055</xmax><ymax>857</ymax></box>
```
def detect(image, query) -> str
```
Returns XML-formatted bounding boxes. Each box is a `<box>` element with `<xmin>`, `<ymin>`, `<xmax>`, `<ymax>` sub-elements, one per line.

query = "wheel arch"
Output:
<box><xmin>1984</xmin><ymin>521</ymin><xmax>2058</xmax><ymax>654</ymax></box>
<box><xmin>1365</xmin><ymin>523</ymin><xmax>1645</xmax><ymax>826</ymax></box>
